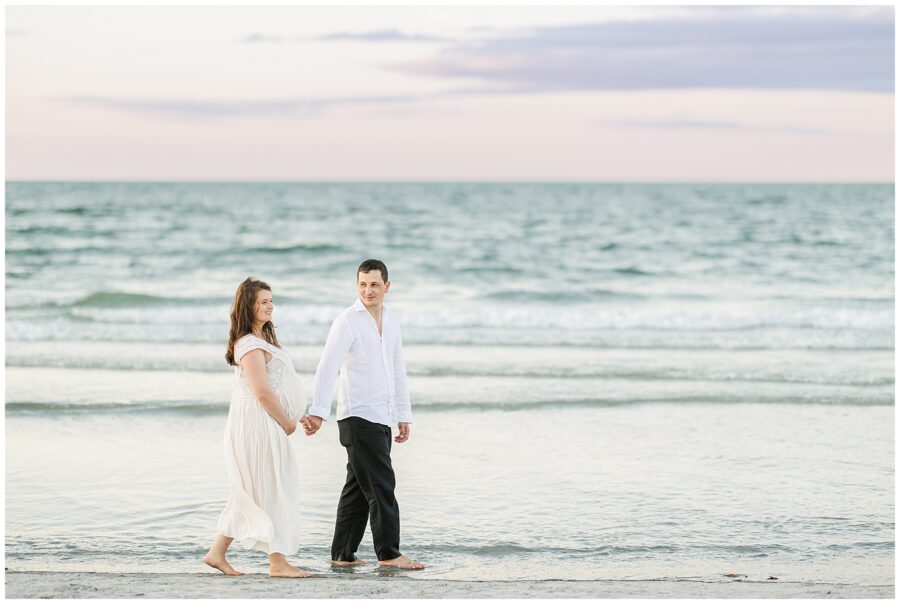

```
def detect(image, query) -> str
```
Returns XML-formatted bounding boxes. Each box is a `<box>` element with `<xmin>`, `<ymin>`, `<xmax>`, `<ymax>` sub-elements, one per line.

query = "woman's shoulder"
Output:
<box><xmin>239</xmin><ymin>332</ymin><xmax>278</xmax><ymax>343</ymax></box>
<box><xmin>235</xmin><ymin>333</ymin><xmax>274</xmax><ymax>355</ymax></box>
<box><xmin>236</xmin><ymin>333</ymin><xmax>262</xmax><ymax>346</ymax></box>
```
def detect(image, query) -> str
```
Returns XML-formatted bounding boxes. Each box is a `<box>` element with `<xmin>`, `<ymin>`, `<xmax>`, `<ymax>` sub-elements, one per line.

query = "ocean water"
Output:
<box><xmin>5</xmin><ymin>182</ymin><xmax>895</xmax><ymax>586</ymax></box>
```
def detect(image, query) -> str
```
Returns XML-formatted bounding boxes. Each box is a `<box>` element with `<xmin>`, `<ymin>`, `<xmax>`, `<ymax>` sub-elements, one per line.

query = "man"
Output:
<box><xmin>302</xmin><ymin>259</ymin><xmax>425</xmax><ymax>570</ymax></box>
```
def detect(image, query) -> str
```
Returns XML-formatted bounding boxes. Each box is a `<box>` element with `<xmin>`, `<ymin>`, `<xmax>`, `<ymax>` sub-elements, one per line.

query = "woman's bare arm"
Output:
<box><xmin>240</xmin><ymin>349</ymin><xmax>296</xmax><ymax>435</ymax></box>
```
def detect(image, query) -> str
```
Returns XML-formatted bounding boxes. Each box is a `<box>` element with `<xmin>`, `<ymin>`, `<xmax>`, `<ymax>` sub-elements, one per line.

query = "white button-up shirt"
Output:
<box><xmin>307</xmin><ymin>298</ymin><xmax>413</xmax><ymax>427</ymax></box>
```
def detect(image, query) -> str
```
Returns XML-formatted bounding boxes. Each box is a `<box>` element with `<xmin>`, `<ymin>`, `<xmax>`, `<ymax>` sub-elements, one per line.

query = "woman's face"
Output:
<box><xmin>254</xmin><ymin>289</ymin><xmax>273</xmax><ymax>326</ymax></box>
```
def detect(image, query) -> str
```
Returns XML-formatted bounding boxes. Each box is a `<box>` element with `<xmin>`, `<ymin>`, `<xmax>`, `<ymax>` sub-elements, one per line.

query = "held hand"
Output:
<box><xmin>395</xmin><ymin>422</ymin><xmax>410</xmax><ymax>443</ymax></box>
<box><xmin>283</xmin><ymin>420</ymin><xmax>297</xmax><ymax>436</ymax></box>
<box><xmin>301</xmin><ymin>415</ymin><xmax>323</xmax><ymax>436</ymax></box>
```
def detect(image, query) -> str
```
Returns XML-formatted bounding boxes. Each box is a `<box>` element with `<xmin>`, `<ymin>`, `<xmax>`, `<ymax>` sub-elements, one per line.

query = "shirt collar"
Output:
<box><xmin>354</xmin><ymin>297</ymin><xmax>387</xmax><ymax>314</ymax></box>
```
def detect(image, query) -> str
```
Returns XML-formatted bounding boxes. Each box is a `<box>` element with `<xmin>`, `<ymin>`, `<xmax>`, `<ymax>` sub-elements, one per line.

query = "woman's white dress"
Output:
<box><xmin>216</xmin><ymin>334</ymin><xmax>307</xmax><ymax>555</ymax></box>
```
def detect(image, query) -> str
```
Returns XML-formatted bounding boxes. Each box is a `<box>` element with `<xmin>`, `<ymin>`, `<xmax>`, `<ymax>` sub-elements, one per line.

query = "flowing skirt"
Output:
<box><xmin>216</xmin><ymin>372</ymin><xmax>305</xmax><ymax>555</ymax></box>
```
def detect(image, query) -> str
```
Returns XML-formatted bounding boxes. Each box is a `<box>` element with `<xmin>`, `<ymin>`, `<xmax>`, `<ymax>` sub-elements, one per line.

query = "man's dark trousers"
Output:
<box><xmin>331</xmin><ymin>416</ymin><xmax>401</xmax><ymax>562</ymax></box>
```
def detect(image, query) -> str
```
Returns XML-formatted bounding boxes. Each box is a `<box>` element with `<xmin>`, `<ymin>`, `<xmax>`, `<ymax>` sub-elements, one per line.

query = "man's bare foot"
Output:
<box><xmin>203</xmin><ymin>552</ymin><xmax>243</xmax><ymax>576</ymax></box>
<box><xmin>378</xmin><ymin>554</ymin><xmax>425</xmax><ymax>570</ymax></box>
<box><xmin>331</xmin><ymin>558</ymin><xmax>368</xmax><ymax>566</ymax></box>
<box><xmin>269</xmin><ymin>560</ymin><xmax>313</xmax><ymax>578</ymax></box>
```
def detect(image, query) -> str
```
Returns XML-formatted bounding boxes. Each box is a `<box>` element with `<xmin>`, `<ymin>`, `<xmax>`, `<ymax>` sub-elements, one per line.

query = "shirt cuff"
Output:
<box><xmin>306</xmin><ymin>403</ymin><xmax>331</xmax><ymax>420</ymax></box>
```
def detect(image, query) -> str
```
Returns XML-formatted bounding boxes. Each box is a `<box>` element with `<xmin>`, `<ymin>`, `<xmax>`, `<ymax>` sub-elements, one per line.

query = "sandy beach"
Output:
<box><xmin>4</xmin><ymin>571</ymin><xmax>894</xmax><ymax>599</ymax></box>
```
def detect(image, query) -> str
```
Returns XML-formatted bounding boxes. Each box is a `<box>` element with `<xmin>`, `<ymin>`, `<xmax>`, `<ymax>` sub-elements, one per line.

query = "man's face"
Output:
<box><xmin>358</xmin><ymin>270</ymin><xmax>390</xmax><ymax>308</ymax></box>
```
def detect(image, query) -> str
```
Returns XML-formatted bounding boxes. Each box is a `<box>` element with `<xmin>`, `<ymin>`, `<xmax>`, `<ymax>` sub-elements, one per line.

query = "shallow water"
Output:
<box><xmin>6</xmin><ymin>404</ymin><xmax>894</xmax><ymax>583</ymax></box>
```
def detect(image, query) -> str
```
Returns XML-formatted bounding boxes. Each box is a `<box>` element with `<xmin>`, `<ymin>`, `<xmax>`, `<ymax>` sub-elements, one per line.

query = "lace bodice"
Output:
<box><xmin>232</xmin><ymin>334</ymin><xmax>306</xmax><ymax>420</ymax></box>
<box><xmin>234</xmin><ymin>334</ymin><xmax>294</xmax><ymax>392</ymax></box>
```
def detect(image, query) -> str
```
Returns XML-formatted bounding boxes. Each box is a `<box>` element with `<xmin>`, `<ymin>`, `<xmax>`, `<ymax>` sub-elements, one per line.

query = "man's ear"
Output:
<box><xmin>385</xmin><ymin>281</ymin><xmax>391</xmax><ymax>292</ymax></box>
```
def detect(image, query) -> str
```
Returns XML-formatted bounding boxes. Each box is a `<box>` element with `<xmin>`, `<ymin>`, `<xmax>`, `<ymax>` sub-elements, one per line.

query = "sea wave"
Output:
<box><xmin>6</xmin><ymin>245</ymin><xmax>112</xmax><ymax>256</ymax></box>
<box><xmin>414</xmin><ymin>543</ymin><xmax>680</xmax><ymax>555</ymax></box>
<box><xmin>478</xmin><ymin>289</ymin><xmax>646</xmax><ymax>303</ymax></box>
<box><xmin>74</xmin><ymin>292</ymin><xmax>192</xmax><ymax>308</ymax></box>
<box><xmin>7</xmin><ymin>392</ymin><xmax>892</xmax><ymax>416</ymax></box>
<box><xmin>5</xmin><ymin>292</ymin><xmax>217</xmax><ymax>310</ymax></box>
<box><xmin>5</xmin><ymin>318</ymin><xmax>894</xmax><ymax>350</ymax></box>
<box><xmin>4</xmin><ymin>356</ymin><xmax>892</xmax><ymax>387</ymax></box>
<box><xmin>4</xmin><ymin>534</ymin><xmax>890</xmax><ymax>566</ymax></box>
<box><xmin>245</xmin><ymin>243</ymin><xmax>343</xmax><ymax>254</ymax></box>
<box><xmin>7</xmin><ymin>292</ymin><xmax>310</xmax><ymax>311</ymax></box>
<box><xmin>614</xmin><ymin>267</ymin><xmax>656</xmax><ymax>276</ymax></box>
<box><xmin>6</xmin><ymin>401</ymin><xmax>226</xmax><ymax>415</ymax></box>
<box><xmin>11</xmin><ymin>302</ymin><xmax>894</xmax><ymax>332</ymax></box>
<box><xmin>1</xmin><ymin>536</ymin><xmax>876</xmax><ymax>559</ymax></box>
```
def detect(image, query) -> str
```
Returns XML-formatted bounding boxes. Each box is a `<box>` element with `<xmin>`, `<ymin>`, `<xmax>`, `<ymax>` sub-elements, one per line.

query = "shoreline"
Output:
<box><xmin>4</xmin><ymin>571</ymin><xmax>894</xmax><ymax>599</ymax></box>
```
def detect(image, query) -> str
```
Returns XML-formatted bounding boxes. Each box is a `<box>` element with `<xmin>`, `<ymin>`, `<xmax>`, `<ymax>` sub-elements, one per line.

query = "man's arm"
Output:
<box><xmin>305</xmin><ymin>315</ymin><xmax>353</xmax><ymax>428</ymax></box>
<box><xmin>392</xmin><ymin>324</ymin><xmax>413</xmax><ymax>442</ymax></box>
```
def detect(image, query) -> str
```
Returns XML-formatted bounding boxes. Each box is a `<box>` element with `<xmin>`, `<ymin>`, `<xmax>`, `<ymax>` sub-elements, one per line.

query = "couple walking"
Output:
<box><xmin>203</xmin><ymin>259</ymin><xmax>424</xmax><ymax>577</ymax></box>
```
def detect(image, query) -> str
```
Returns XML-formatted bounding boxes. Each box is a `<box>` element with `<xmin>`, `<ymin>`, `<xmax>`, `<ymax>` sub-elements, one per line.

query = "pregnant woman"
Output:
<box><xmin>203</xmin><ymin>277</ymin><xmax>311</xmax><ymax>578</ymax></box>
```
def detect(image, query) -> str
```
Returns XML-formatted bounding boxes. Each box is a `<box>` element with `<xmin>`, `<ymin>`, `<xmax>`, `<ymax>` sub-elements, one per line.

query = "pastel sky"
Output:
<box><xmin>6</xmin><ymin>5</ymin><xmax>895</xmax><ymax>181</ymax></box>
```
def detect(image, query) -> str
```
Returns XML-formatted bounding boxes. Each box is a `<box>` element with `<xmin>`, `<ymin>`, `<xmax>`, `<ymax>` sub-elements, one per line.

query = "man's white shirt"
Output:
<box><xmin>307</xmin><ymin>298</ymin><xmax>413</xmax><ymax>427</ymax></box>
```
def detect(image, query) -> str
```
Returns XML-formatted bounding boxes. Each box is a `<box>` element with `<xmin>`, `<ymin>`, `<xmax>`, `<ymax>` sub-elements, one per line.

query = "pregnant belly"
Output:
<box><xmin>276</xmin><ymin>373</ymin><xmax>307</xmax><ymax>421</ymax></box>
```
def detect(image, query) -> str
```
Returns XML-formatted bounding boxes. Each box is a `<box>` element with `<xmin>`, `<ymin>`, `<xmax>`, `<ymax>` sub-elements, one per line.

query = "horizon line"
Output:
<box><xmin>5</xmin><ymin>178</ymin><xmax>894</xmax><ymax>186</ymax></box>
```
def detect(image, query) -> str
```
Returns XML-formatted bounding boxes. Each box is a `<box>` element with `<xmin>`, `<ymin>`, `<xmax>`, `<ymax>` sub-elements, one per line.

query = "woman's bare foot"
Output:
<box><xmin>269</xmin><ymin>559</ymin><xmax>313</xmax><ymax>578</ymax></box>
<box><xmin>331</xmin><ymin>558</ymin><xmax>368</xmax><ymax>566</ymax></box>
<box><xmin>203</xmin><ymin>552</ymin><xmax>243</xmax><ymax>576</ymax></box>
<box><xmin>378</xmin><ymin>554</ymin><xmax>425</xmax><ymax>570</ymax></box>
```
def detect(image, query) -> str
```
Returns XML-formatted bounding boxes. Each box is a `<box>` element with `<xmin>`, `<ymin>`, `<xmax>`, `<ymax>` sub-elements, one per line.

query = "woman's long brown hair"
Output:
<box><xmin>225</xmin><ymin>277</ymin><xmax>280</xmax><ymax>366</ymax></box>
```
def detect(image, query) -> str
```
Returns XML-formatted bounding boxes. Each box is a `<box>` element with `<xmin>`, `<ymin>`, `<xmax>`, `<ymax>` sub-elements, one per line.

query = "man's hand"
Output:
<box><xmin>395</xmin><ymin>422</ymin><xmax>410</xmax><ymax>443</ymax></box>
<box><xmin>301</xmin><ymin>415</ymin><xmax>323</xmax><ymax>436</ymax></box>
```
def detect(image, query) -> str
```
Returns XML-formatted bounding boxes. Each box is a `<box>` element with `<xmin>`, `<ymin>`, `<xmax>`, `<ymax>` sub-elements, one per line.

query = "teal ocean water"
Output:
<box><xmin>5</xmin><ymin>182</ymin><xmax>894</xmax><ymax>586</ymax></box>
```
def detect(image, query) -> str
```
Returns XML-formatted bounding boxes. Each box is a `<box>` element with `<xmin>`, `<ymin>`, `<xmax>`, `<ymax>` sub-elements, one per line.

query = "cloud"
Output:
<box><xmin>62</xmin><ymin>94</ymin><xmax>424</xmax><ymax>118</ymax></box>
<box><xmin>606</xmin><ymin>118</ymin><xmax>831</xmax><ymax>136</ymax></box>
<box><xmin>395</xmin><ymin>6</ymin><xmax>894</xmax><ymax>92</ymax></box>
<box><xmin>241</xmin><ymin>33</ymin><xmax>287</xmax><ymax>44</ymax></box>
<box><xmin>611</xmin><ymin>118</ymin><xmax>744</xmax><ymax>130</ymax></box>
<box><xmin>240</xmin><ymin>29</ymin><xmax>447</xmax><ymax>44</ymax></box>
<box><xmin>318</xmin><ymin>29</ymin><xmax>447</xmax><ymax>43</ymax></box>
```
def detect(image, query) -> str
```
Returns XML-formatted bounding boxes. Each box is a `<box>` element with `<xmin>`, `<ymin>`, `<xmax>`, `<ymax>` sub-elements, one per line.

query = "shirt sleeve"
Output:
<box><xmin>391</xmin><ymin>323</ymin><xmax>413</xmax><ymax>423</ymax></box>
<box><xmin>234</xmin><ymin>335</ymin><xmax>267</xmax><ymax>363</ymax></box>
<box><xmin>307</xmin><ymin>315</ymin><xmax>353</xmax><ymax>420</ymax></box>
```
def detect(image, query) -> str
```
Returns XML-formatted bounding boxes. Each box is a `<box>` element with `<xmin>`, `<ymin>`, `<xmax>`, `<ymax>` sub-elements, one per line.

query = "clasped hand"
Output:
<box><xmin>300</xmin><ymin>415</ymin><xmax>322</xmax><ymax>436</ymax></box>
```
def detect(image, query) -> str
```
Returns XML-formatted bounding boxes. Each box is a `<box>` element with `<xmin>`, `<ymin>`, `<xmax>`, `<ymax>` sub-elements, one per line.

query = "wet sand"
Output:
<box><xmin>4</xmin><ymin>571</ymin><xmax>894</xmax><ymax>599</ymax></box>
